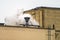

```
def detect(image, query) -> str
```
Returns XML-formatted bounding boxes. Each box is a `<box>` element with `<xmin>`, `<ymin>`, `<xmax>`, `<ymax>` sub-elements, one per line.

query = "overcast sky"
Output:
<box><xmin>0</xmin><ymin>0</ymin><xmax>60</xmax><ymax>23</ymax></box>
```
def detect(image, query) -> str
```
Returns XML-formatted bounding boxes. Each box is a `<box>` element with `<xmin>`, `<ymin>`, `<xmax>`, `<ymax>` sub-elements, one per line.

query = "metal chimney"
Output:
<box><xmin>24</xmin><ymin>17</ymin><xmax>30</xmax><ymax>26</ymax></box>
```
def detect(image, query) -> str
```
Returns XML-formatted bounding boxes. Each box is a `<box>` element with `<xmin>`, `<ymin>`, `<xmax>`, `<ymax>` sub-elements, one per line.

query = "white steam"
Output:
<box><xmin>4</xmin><ymin>9</ymin><xmax>39</xmax><ymax>26</ymax></box>
<box><xmin>17</xmin><ymin>13</ymin><xmax>39</xmax><ymax>25</ymax></box>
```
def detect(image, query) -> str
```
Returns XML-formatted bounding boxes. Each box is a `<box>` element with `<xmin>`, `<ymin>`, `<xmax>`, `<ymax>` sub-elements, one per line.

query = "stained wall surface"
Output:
<box><xmin>0</xmin><ymin>27</ymin><xmax>55</xmax><ymax>40</ymax></box>
<box><xmin>44</xmin><ymin>9</ymin><xmax>60</xmax><ymax>30</ymax></box>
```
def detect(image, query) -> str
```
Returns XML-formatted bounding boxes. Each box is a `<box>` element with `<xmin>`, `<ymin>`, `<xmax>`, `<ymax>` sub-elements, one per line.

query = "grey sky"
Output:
<box><xmin>0</xmin><ymin>0</ymin><xmax>60</xmax><ymax>23</ymax></box>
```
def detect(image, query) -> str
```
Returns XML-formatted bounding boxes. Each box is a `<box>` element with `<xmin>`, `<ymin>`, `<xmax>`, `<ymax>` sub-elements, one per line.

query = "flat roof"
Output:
<box><xmin>24</xmin><ymin>6</ymin><xmax>60</xmax><ymax>12</ymax></box>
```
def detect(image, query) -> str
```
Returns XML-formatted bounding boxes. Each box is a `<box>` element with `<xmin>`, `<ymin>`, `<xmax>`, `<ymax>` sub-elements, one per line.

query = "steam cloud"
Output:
<box><xmin>4</xmin><ymin>9</ymin><xmax>39</xmax><ymax>26</ymax></box>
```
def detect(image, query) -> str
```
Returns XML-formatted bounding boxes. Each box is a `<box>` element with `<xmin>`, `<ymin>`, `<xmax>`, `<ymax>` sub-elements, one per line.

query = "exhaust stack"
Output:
<box><xmin>24</xmin><ymin>17</ymin><xmax>30</xmax><ymax>26</ymax></box>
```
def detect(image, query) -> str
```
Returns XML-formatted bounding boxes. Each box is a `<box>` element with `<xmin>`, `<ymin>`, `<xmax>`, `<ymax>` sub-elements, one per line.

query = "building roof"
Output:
<box><xmin>33</xmin><ymin>6</ymin><xmax>60</xmax><ymax>10</ymax></box>
<box><xmin>24</xmin><ymin>6</ymin><xmax>60</xmax><ymax>13</ymax></box>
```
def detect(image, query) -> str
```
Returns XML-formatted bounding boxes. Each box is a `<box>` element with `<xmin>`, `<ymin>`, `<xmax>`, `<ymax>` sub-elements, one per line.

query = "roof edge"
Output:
<box><xmin>24</xmin><ymin>6</ymin><xmax>60</xmax><ymax>13</ymax></box>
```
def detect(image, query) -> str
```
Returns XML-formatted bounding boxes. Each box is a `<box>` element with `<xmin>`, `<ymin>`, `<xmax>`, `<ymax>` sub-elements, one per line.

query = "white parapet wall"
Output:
<box><xmin>0</xmin><ymin>27</ymin><xmax>55</xmax><ymax>40</ymax></box>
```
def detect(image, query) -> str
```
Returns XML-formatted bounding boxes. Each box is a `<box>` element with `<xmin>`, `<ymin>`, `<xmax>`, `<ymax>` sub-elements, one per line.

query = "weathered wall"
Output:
<box><xmin>55</xmin><ymin>32</ymin><xmax>60</xmax><ymax>40</ymax></box>
<box><xmin>44</xmin><ymin>9</ymin><xmax>60</xmax><ymax>30</ymax></box>
<box><xmin>0</xmin><ymin>27</ymin><xmax>55</xmax><ymax>40</ymax></box>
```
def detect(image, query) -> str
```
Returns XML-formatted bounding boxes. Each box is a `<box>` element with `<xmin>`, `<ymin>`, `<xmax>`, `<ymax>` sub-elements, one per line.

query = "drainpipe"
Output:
<box><xmin>42</xmin><ymin>9</ymin><xmax>44</xmax><ymax>28</ymax></box>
